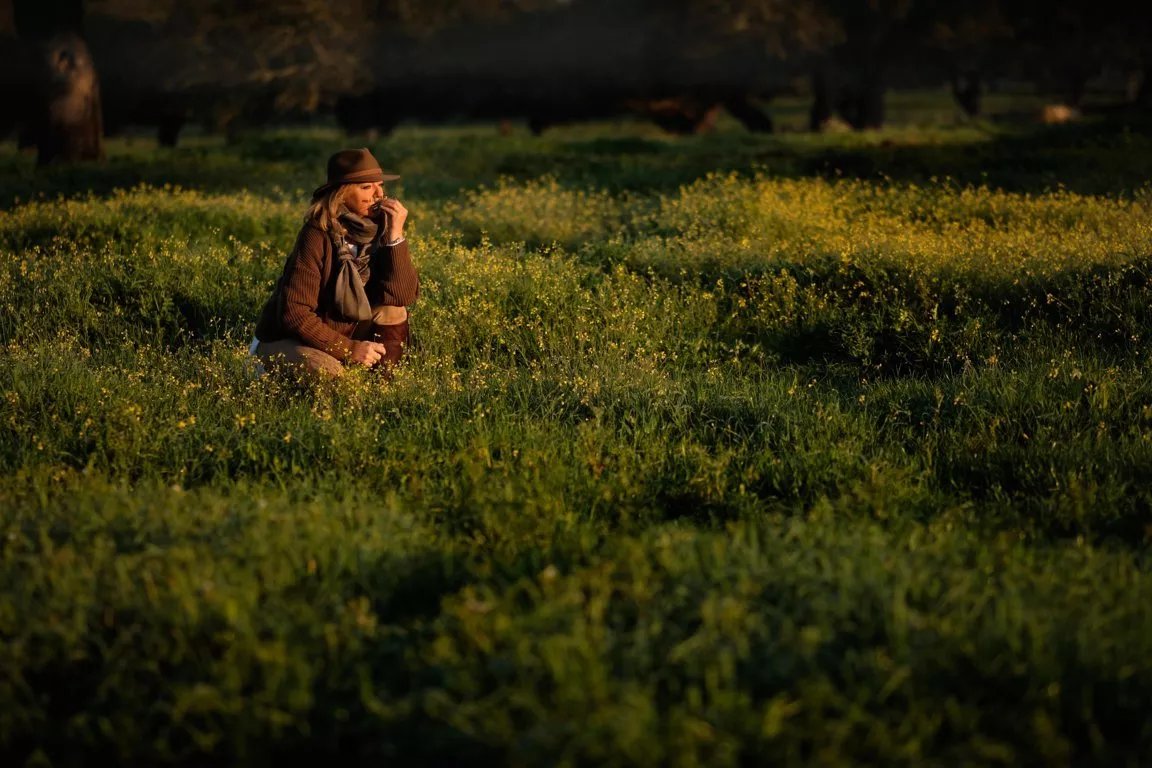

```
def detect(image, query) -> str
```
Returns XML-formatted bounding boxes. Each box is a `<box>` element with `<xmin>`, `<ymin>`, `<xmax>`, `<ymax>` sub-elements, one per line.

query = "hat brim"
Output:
<box><xmin>311</xmin><ymin>173</ymin><xmax>402</xmax><ymax>201</ymax></box>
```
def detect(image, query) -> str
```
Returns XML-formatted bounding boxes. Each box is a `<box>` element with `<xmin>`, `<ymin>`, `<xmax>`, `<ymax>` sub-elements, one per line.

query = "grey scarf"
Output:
<box><xmin>332</xmin><ymin>209</ymin><xmax>379</xmax><ymax>321</ymax></box>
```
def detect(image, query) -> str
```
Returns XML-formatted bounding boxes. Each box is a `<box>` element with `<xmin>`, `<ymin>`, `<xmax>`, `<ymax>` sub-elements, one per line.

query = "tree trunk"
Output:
<box><xmin>855</xmin><ymin>69</ymin><xmax>886</xmax><ymax>130</ymax></box>
<box><xmin>157</xmin><ymin>109</ymin><xmax>185</xmax><ymax>148</ymax></box>
<box><xmin>31</xmin><ymin>33</ymin><xmax>104</xmax><ymax>164</ymax></box>
<box><xmin>835</xmin><ymin>22</ymin><xmax>890</xmax><ymax>132</ymax></box>
<box><xmin>809</xmin><ymin>67</ymin><xmax>833</xmax><ymax>131</ymax></box>
<box><xmin>951</xmin><ymin>69</ymin><xmax>982</xmax><ymax>118</ymax></box>
<box><xmin>14</xmin><ymin>0</ymin><xmax>104</xmax><ymax>165</ymax></box>
<box><xmin>837</xmin><ymin>71</ymin><xmax>886</xmax><ymax>130</ymax></box>
<box><xmin>1135</xmin><ymin>52</ymin><xmax>1152</xmax><ymax>109</ymax></box>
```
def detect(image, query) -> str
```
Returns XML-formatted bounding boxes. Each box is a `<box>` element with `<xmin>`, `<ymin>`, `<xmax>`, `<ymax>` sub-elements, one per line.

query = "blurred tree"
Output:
<box><xmin>11</xmin><ymin>0</ymin><xmax>1149</xmax><ymax>150</ymax></box>
<box><xmin>11</xmin><ymin>0</ymin><xmax>104</xmax><ymax>164</ymax></box>
<box><xmin>0</xmin><ymin>2</ymin><xmax>28</xmax><ymax>142</ymax></box>
<box><xmin>686</xmin><ymin>0</ymin><xmax>837</xmax><ymax>58</ymax></box>
<box><xmin>925</xmin><ymin>0</ymin><xmax>1011</xmax><ymax>117</ymax></box>
<box><xmin>94</xmin><ymin>0</ymin><xmax>376</xmax><ymax>122</ymax></box>
<box><xmin>1092</xmin><ymin>3</ymin><xmax>1151</xmax><ymax>111</ymax></box>
<box><xmin>805</xmin><ymin>0</ymin><xmax>1019</xmax><ymax>129</ymax></box>
<box><xmin>811</xmin><ymin>0</ymin><xmax>925</xmax><ymax>130</ymax></box>
<box><xmin>1135</xmin><ymin>21</ymin><xmax>1152</xmax><ymax>109</ymax></box>
<box><xmin>1002</xmin><ymin>0</ymin><xmax>1098</xmax><ymax>107</ymax></box>
<box><xmin>333</xmin><ymin>0</ymin><xmax>849</xmax><ymax>136</ymax></box>
<box><xmin>998</xmin><ymin>0</ymin><xmax>1146</xmax><ymax>109</ymax></box>
<box><xmin>86</xmin><ymin>0</ymin><xmax>546</xmax><ymax>139</ymax></box>
<box><xmin>641</xmin><ymin>0</ymin><xmax>836</xmax><ymax>132</ymax></box>
<box><xmin>378</xmin><ymin>0</ymin><xmax>552</xmax><ymax>36</ymax></box>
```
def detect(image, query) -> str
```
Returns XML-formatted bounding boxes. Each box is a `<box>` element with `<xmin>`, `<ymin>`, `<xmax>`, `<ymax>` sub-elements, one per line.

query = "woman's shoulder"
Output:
<box><xmin>295</xmin><ymin>221</ymin><xmax>334</xmax><ymax>253</ymax></box>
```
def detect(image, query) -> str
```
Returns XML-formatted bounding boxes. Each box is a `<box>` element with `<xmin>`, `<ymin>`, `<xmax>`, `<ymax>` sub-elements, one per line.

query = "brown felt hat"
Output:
<box><xmin>311</xmin><ymin>148</ymin><xmax>400</xmax><ymax>200</ymax></box>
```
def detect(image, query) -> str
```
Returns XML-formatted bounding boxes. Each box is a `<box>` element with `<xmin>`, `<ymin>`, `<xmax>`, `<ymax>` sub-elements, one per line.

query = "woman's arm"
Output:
<box><xmin>278</xmin><ymin>227</ymin><xmax>355</xmax><ymax>360</ymax></box>
<box><xmin>369</xmin><ymin>239</ymin><xmax>420</xmax><ymax>306</ymax></box>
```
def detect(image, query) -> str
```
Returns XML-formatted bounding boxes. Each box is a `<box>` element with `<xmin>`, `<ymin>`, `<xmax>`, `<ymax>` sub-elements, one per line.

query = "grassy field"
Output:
<box><xmin>2</xmin><ymin>104</ymin><xmax>1152</xmax><ymax>765</ymax></box>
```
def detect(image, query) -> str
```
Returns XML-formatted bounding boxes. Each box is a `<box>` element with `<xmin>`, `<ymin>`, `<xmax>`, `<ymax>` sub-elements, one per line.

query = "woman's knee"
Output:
<box><xmin>371</xmin><ymin>305</ymin><xmax>408</xmax><ymax>325</ymax></box>
<box><xmin>296</xmin><ymin>347</ymin><xmax>345</xmax><ymax>378</ymax></box>
<box><xmin>255</xmin><ymin>340</ymin><xmax>344</xmax><ymax>379</ymax></box>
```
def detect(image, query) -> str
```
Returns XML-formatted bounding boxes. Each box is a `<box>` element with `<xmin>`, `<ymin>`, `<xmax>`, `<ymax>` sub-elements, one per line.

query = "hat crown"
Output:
<box><xmin>311</xmin><ymin>148</ymin><xmax>399</xmax><ymax>201</ymax></box>
<box><xmin>326</xmin><ymin>148</ymin><xmax>383</xmax><ymax>185</ymax></box>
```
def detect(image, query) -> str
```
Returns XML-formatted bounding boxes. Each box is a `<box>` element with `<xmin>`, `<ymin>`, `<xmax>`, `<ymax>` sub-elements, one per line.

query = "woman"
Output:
<box><xmin>252</xmin><ymin>147</ymin><xmax>418</xmax><ymax>378</ymax></box>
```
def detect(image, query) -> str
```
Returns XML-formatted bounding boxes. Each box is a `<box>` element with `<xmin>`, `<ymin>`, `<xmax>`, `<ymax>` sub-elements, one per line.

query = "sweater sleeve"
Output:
<box><xmin>368</xmin><ymin>239</ymin><xmax>420</xmax><ymax>306</ymax></box>
<box><xmin>278</xmin><ymin>227</ymin><xmax>355</xmax><ymax>361</ymax></box>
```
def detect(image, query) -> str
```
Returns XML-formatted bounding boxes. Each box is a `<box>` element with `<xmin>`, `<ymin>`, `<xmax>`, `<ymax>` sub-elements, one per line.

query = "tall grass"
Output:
<box><xmin>1</xmin><ymin>119</ymin><xmax>1151</xmax><ymax>765</ymax></box>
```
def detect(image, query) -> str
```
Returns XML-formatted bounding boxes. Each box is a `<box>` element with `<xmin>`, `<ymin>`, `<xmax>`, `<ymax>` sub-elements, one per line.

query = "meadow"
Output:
<box><xmin>2</xmin><ymin>106</ymin><xmax>1152</xmax><ymax>765</ymax></box>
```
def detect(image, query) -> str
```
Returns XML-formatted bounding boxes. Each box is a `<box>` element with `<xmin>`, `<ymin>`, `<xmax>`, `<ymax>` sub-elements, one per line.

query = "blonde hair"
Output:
<box><xmin>304</xmin><ymin>185</ymin><xmax>351</xmax><ymax>235</ymax></box>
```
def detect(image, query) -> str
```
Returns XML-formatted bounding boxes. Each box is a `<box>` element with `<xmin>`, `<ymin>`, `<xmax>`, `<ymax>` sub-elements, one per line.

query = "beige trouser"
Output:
<box><xmin>254</xmin><ymin>305</ymin><xmax>408</xmax><ymax>379</ymax></box>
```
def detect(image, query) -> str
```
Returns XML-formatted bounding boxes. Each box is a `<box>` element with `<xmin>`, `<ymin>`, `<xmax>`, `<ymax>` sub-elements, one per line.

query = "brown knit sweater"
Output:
<box><xmin>254</xmin><ymin>222</ymin><xmax>419</xmax><ymax>361</ymax></box>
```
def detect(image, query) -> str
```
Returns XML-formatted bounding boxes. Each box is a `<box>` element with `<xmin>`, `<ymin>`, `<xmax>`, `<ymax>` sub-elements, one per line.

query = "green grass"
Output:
<box><xmin>2</xmin><ymin>104</ymin><xmax>1152</xmax><ymax>765</ymax></box>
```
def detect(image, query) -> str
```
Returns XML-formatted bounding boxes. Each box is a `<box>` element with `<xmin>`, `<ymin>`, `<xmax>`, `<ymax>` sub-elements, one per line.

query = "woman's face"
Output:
<box><xmin>343</xmin><ymin>181</ymin><xmax>384</xmax><ymax>218</ymax></box>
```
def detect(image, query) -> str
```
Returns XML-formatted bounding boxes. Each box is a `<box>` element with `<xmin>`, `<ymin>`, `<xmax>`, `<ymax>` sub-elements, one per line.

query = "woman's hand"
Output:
<box><xmin>349</xmin><ymin>340</ymin><xmax>387</xmax><ymax>366</ymax></box>
<box><xmin>379</xmin><ymin>197</ymin><xmax>408</xmax><ymax>242</ymax></box>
